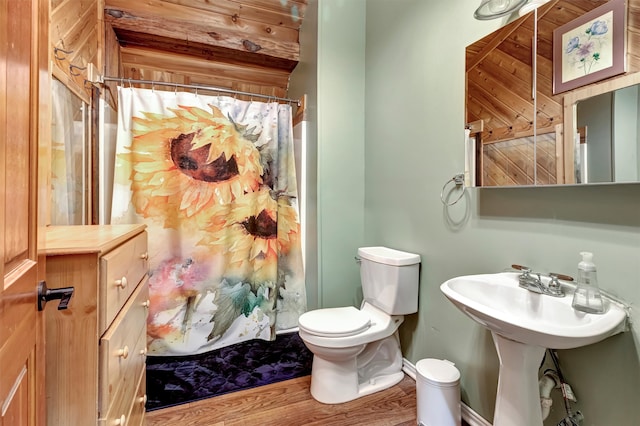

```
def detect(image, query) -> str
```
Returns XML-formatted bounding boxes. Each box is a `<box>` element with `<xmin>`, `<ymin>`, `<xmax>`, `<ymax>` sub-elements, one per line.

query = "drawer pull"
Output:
<box><xmin>140</xmin><ymin>252</ymin><xmax>149</xmax><ymax>260</ymax></box>
<box><xmin>116</xmin><ymin>346</ymin><xmax>130</xmax><ymax>359</ymax></box>
<box><xmin>115</xmin><ymin>276</ymin><xmax>128</xmax><ymax>289</ymax></box>
<box><xmin>114</xmin><ymin>414</ymin><xmax>126</xmax><ymax>425</ymax></box>
<box><xmin>142</xmin><ymin>299</ymin><xmax>150</xmax><ymax>309</ymax></box>
<box><xmin>139</xmin><ymin>394</ymin><xmax>148</xmax><ymax>406</ymax></box>
<box><xmin>140</xmin><ymin>348</ymin><xmax>148</xmax><ymax>357</ymax></box>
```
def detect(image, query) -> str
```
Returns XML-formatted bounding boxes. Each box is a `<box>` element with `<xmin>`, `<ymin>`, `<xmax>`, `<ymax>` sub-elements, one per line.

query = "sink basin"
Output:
<box><xmin>440</xmin><ymin>272</ymin><xmax>628</xmax><ymax>426</ymax></box>
<box><xmin>440</xmin><ymin>272</ymin><xmax>627</xmax><ymax>349</ymax></box>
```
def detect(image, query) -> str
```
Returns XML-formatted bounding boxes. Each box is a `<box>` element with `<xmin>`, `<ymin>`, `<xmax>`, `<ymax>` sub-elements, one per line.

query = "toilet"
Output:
<box><xmin>298</xmin><ymin>246</ymin><xmax>421</xmax><ymax>404</ymax></box>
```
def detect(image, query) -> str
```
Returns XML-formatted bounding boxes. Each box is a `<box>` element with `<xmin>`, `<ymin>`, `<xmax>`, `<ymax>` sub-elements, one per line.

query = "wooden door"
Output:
<box><xmin>1</xmin><ymin>0</ymin><xmax>49</xmax><ymax>425</ymax></box>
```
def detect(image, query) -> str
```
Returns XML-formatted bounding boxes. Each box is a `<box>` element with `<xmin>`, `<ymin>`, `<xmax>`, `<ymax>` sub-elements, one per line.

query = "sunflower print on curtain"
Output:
<box><xmin>111</xmin><ymin>87</ymin><xmax>306</xmax><ymax>356</ymax></box>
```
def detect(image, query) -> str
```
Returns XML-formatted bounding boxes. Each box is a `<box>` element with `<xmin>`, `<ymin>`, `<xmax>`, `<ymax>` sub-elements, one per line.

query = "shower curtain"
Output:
<box><xmin>111</xmin><ymin>87</ymin><xmax>306</xmax><ymax>356</ymax></box>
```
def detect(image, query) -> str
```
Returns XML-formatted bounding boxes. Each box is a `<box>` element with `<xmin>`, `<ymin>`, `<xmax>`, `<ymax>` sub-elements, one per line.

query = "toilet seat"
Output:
<box><xmin>299</xmin><ymin>306</ymin><xmax>371</xmax><ymax>337</ymax></box>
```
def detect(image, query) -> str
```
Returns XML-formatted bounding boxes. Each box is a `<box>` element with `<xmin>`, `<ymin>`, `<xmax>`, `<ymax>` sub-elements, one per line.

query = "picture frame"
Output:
<box><xmin>552</xmin><ymin>0</ymin><xmax>626</xmax><ymax>94</ymax></box>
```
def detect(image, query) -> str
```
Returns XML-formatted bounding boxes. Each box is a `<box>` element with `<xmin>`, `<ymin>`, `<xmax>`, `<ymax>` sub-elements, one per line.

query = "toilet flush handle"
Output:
<box><xmin>354</xmin><ymin>256</ymin><xmax>361</xmax><ymax>264</ymax></box>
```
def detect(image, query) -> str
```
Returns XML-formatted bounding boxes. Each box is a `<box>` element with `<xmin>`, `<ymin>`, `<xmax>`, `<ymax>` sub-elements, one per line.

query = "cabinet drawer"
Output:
<box><xmin>100</xmin><ymin>368</ymin><xmax>147</xmax><ymax>426</ymax></box>
<box><xmin>128</xmin><ymin>370</ymin><xmax>147</xmax><ymax>426</ymax></box>
<box><xmin>100</xmin><ymin>231</ymin><xmax>148</xmax><ymax>334</ymax></box>
<box><xmin>99</xmin><ymin>278</ymin><xmax>148</xmax><ymax>418</ymax></box>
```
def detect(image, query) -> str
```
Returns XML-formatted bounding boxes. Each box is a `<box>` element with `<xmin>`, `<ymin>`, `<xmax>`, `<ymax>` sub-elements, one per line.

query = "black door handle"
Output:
<box><xmin>37</xmin><ymin>281</ymin><xmax>75</xmax><ymax>311</ymax></box>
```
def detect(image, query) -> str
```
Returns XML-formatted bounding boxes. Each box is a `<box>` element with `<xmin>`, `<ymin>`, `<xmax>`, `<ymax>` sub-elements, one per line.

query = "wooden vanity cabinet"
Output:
<box><xmin>44</xmin><ymin>224</ymin><xmax>149</xmax><ymax>426</ymax></box>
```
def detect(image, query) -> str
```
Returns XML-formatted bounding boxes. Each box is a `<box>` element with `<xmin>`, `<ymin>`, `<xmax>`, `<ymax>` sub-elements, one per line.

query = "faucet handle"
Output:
<box><xmin>548</xmin><ymin>272</ymin><xmax>574</xmax><ymax>282</ymax></box>
<box><xmin>546</xmin><ymin>273</ymin><xmax>569</xmax><ymax>297</ymax></box>
<box><xmin>511</xmin><ymin>264</ymin><xmax>532</xmax><ymax>273</ymax></box>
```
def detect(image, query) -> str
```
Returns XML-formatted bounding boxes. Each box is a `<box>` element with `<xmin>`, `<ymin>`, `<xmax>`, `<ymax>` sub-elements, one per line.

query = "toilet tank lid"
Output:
<box><xmin>358</xmin><ymin>247</ymin><xmax>421</xmax><ymax>266</ymax></box>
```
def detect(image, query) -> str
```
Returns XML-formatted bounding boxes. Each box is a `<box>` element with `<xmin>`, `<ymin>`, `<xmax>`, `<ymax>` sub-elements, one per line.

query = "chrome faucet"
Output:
<box><xmin>512</xmin><ymin>265</ymin><xmax>572</xmax><ymax>298</ymax></box>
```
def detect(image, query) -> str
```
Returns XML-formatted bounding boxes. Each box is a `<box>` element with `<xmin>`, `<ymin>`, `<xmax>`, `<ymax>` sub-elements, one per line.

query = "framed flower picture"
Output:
<box><xmin>552</xmin><ymin>0</ymin><xmax>626</xmax><ymax>94</ymax></box>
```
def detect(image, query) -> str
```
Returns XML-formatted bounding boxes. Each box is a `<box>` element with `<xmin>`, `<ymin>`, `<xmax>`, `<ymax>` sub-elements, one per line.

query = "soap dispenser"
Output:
<box><xmin>571</xmin><ymin>251</ymin><xmax>606</xmax><ymax>314</ymax></box>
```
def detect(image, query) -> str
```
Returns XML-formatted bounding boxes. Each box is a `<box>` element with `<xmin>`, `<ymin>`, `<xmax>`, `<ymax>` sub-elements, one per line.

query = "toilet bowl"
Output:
<box><xmin>298</xmin><ymin>246</ymin><xmax>421</xmax><ymax>404</ymax></box>
<box><xmin>299</xmin><ymin>302</ymin><xmax>406</xmax><ymax>404</ymax></box>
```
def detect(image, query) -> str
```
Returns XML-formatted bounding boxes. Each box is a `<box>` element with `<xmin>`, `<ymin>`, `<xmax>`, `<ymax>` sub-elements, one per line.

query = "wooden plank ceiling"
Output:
<box><xmin>103</xmin><ymin>0</ymin><xmax>308</xmax><ymax>98</ymax></box>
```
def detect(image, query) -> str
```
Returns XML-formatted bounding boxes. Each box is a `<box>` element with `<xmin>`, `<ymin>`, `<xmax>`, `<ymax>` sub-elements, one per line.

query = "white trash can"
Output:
<box><xmin>416</xmin><ymin>358</ymin><xmax>461</xmax><ymax>426</ymax></box>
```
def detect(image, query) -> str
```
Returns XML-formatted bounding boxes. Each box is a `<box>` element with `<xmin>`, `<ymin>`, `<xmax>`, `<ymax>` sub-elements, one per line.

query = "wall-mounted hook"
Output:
<box><xmin>54</xmin><ymin>47</ymin><xmax>73</xmax><ymax>61</ymax></box>
<box><xmin>69</xmin><ymin>64</ymin><xmax>87</xmax><ymax>76</ymax></box>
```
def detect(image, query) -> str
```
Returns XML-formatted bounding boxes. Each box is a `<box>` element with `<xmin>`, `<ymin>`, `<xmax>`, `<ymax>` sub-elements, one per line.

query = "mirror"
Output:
<box><xmin>50</xmin><ymin>78</ymin><xmax>91</xmax><ymax>225</ymax></box>
<box><xmin>564</xmin><ymin>72</ymin><xmax>640</xmax><ymax>184</ymax></box>
<box><xmin>465</xmin><ymin>0</ymin><xmax>640</xmax><ymax>186</ymax></box>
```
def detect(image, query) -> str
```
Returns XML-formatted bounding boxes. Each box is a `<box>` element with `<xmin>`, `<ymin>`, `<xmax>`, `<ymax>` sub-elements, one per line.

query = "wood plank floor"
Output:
<box><xmin>147</xmin><ymin>375</ymin><xmax>422</xmax><ymax>426</ymax></box>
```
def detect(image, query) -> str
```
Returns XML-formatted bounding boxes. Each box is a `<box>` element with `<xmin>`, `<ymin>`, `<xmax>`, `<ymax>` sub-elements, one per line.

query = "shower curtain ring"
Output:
<box><xmin>440</xmin><ymin>173</ymin><xmax>466</xmax><ymax>206</ymax></box>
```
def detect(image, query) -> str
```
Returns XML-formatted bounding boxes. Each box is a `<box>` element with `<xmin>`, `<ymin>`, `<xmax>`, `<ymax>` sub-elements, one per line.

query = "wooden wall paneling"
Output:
<box><xmin>191</xmin><ymin>78</ymin><xmax>288</xmax><ymax>99</ymax></box>
<box><xmin>104</xmin><ymin>0</ymin><xmax>299</xmax><ymax>69</ymax></box>
<box><xmin>470</xmin><ymin>61</ymin><xmax>531</xmax><ymax>116</ymax></box>
<box><xmin>628</xmin><ymin>0</ymin><xmax>640</xmax><ymax>72</ymax></box>
<box><xmin>507</xmin><ymin>140</ymin><xmax>535</xmax><ymax>185</ymax></box>
<box><xmin>100</xmin><ymin>0</ymin><xmax>308</xmax><ymax>104</ymax></box>
<box><xmin>467</xmin><ymin>79</ymin><xmax>521</xmax><ymax>129</ymax></box>
<box><xmin>466</xmin><ymin>18</ymin><xmax>528</xmax><ymax>72</ymax></box>
<box><xmin>51</xmin><ymin>0</ymin><xmax>99</xmax><ymax>97</ymax></box>
<box><xmin>120</xmin><ymin>46</ymin><xmax>290</xmax><ymax>89</ymax></box>
<box><xmin>484</xmin><ymin>143</ymin><xmax>522</xmax><ymax>185</ymax></box>
<box><xmin>103</xmin><ymin>23</ymin><xmax>122</xmax><ymax>109</ymax></box>
<box><xmin>535</xmin><ymin>131</ymin><xmax>558</xmax><ymax>184</ymax></box>
<box><xmin>467</xmin><ymin>13</ymin><xmax>535</xmax><ymax>144</ymax></box>
<box><xmin>52</xmin><ymin>2</ymin><xmax>97</xmax><ymax>61</ymax></box>
<box><xmin>467</xmin><ymin>82</ymin><xmax>534</xmax><ymax>143</ymax></box>
<box><xmin>486</xmin><ymin>46</ymin><xmax>533</xmax><ymax>84</ymax></box>
<box><xmin>107</xmin><ymin>0</ymin><xmax>300</xmax><ymax>44</ymax></box>
<box><xmin>293</xmin><ymin>94</ymin><xmax>307</xmax><ymax>126</ymax></box>
<box><xmin>97</xmin><ymin>0</ymin><xmax>105</xmax><ymax>73</ymax></box>
<box><xmin>161</xmin><ymin>0</ymin><xmax>307</xmax><ymax>30</ymax></box>
<box><xmin>498</xmin><ymin>25</ymin><xmax>534</xmax><ymax>67</ymax></box>
<box><xmin>479</xmin><ymin>51</ymin><xmax>532</xmax><ymax>104</ymax></box>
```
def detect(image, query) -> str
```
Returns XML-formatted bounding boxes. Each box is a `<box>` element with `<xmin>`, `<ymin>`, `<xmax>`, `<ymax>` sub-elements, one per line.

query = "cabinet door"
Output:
<box><xmin>466</xmin><ymin>0</ymin><xmax>615</xmax><ymax>187</ymax></box>
<box><xmin>466</xmin><ymin>12</ymin><xmax>536</xmax><ymax>186</ymax></box>
<box><xmin>0</xmin><ymin>0</ymin><xmax>49</xmax><ymax>425</ymax></box>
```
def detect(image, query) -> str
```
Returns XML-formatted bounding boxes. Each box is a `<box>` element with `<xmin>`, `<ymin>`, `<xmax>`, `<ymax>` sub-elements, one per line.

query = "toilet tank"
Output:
<box><xmin>358</xmin><ymin>247</ymin><xmax>421</xmax><ymax>315</ymax></box>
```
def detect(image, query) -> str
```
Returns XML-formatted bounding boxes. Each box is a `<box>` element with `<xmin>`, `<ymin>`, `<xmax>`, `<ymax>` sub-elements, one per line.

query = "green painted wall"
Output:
<box><xmin>364</xmin><ymin>1</ymin><xmax>640</xmax><ymax>424</ymax></box>
<box><xmin>290</xmin><ymin>0</ymin><xmax>367</xmax><ymax>310</ymax></box>
<box><xmin>289</xmin><ymin>0</ymin><xmax>320</xmax><ymax>310</ymax></box>
<box><xmin>291</xmin><ymin>0</ymin><xmax>640</xmax><ymax>424</ymax></box>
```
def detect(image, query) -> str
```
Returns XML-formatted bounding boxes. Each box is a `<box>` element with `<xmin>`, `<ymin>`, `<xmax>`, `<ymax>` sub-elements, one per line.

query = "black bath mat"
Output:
<box><xmin>145</xmin><ymin>332</ymin><xmax>313</xmax><ymax>411</ymax></box>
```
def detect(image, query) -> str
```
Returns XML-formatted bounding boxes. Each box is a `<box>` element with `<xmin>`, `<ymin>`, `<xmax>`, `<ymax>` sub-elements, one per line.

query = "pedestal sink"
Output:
<box><xmin>440</xmin><ymin>272</ymin><xmax>627</xmax><ymax>426</ymax></box>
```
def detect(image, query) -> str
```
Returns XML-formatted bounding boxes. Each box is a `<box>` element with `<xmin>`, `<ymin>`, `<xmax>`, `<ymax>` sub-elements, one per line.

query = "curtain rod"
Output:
<box><xmin>101</xmin><ymin>77</ymin><xmax>301</xmax><ymax>106</ymax></box>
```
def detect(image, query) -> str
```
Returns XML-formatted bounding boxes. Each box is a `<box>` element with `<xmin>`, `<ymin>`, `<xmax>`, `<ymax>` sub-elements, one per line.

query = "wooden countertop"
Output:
<box><xmin>45</xmin><ymin>224</ymin><xmax>147</xmax><ymax>256</ymax></box>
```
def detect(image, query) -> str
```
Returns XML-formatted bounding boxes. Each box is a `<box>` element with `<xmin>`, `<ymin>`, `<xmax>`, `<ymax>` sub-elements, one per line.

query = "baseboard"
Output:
<box><xmin>276</xmin><ymin>326</ymin><xmax>299</xmax><ymax>335</ymax></box>
<box><xmin>402</xmin><ymin>358</ymin><xmax>492</xmax><ymax>426</ymax></box>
